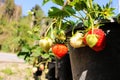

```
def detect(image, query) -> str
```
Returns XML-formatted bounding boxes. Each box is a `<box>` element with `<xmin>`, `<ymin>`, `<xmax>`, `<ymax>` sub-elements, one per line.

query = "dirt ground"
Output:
<box><xmin>0</xmin><ymin>52</ymin><xmax>48</xmax><ymax>80</ymax></box>
<box><xmin>0</xmin><ymin>62</ymin><xmax>34</xmax><ymax>80</ymax></box>
<box><xmin>0</xmin><ymin>62</ymin><xmax>49</xmax><ymax>80</ymax></box>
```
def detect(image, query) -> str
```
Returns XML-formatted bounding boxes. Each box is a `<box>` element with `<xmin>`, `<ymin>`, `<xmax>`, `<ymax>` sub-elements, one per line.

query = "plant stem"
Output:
<box><xmin>44</xmin><ymin>19</ymin><xmax>57</xmax><ymax>37</ymax></box>
<box><xmin>59</xmin><ymin>18</ymin><xmax>62</xmax><ymax>29</ymax></box>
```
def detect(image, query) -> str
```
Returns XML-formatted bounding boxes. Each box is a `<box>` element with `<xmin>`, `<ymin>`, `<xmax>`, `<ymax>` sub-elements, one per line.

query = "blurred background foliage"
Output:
<box><xmin>0</xmin><ymin>0</ymin><xmax>48</xmax><ymax>54</ymax></box>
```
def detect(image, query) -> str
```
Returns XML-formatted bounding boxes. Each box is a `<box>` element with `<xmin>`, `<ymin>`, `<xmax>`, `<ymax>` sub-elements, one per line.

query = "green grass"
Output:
<box><xmin>1</xmin><ymin>67</ymin><xmax>14</xmax><ymax>75</ymax></box>
<box><xmin>0</xmin><ymin>76</ymin><xmax>3</xmax><ymax>80</ymax></box>
<box><xmin>25</xmin><ymin>68</ymin><xmax>33</xmax><ymax>76</ymax></box>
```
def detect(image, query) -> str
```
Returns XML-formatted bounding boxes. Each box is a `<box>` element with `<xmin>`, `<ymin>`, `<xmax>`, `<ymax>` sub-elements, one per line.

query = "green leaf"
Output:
<box><xmin>48</xmin><ymin>7</ymin><xmax>72</xmax><ymax>18</ymax></box>
<box><xmin>83</xmin><ymin>18</ymin><xmax>91</xmax><ymax>27</ymax></box>
<box><xmin>64</xmin><ymin>5</ymin><xmax>76</xmax><ymax>15</ymax></box>
<box><xmin>83</xmin><ymin>20</ymin><xmax>89</xmax><ymax>27</ymax></box>
<box><xmin>86</xmin><ymin>34</ymin><xmax>98</xmax><ymax>47</ymax></box>
<box><xmin>32</xmin><ymin>52</ymin><xmax>41</xmax><ymax>57</ymax></box>
<box><xmin>68</xmin><ymin>0</ymin><xmax>79</xmax><ymax>6</ymax></box>
<box><xmin>42</xmin><ymin>53</ymin><xmax>50</xmax><ymax>59</ymax></box>
<box><xmin>31</xmin><ymin>46</ymin><xmax>44</xmax><ymax>57</ymax></box>
<box><xmin>42</xmin><ymin>0</ymin><xmax>50</xmax><ymax>5</ymax></box>
<box><xmin>17</xmin><ymin>52</ymin><xmax>27</xmax><ymax>59</ymax></box>
<box><xmin>21</xmin><ymin>45</ymin><xmax>31</xmax><ymax>52</ymax></box>
<box><xmin>91</xmin><ymin>3</ymin><xmax>101</xmax><ymax>18</ymax></box>
<box><xmin>105</xmin><ymin>0</ymin><xmax>112</xmax><ymax>8</ymax></box>
<box><xmin>17</xmin><ymin>52</ymin><xmax>31</xmax><ymax>61</ymax></box>
<box><xmin>52</xmin><ymin>0</ymin><xmax>64</xmax><ymax>6</ymax></box>
<box><xmin>31</xmin><ymin>35</ymin><xmax>40</xmax><ymax>40</ymax></box>
<box><xmin>75</xmin><ymin>1</ymin><xmax>87</xmax><ymax>11</ymax></box>
<box><xmin>48</xmin><ymin>7</ymin><xmax>62</xmax><ymax>17</ymax></box>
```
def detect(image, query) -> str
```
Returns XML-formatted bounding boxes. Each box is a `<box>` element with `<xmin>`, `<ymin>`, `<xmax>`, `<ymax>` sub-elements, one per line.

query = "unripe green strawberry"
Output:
<box><xmin>83</xmin><ymin>28</ymin><xmax>106</xmax><ymax>52</ymax></box>
<box><xmin>39</xmin><ymin>37</ymin><xmax>53</xmax><ymax>52</ymax></box>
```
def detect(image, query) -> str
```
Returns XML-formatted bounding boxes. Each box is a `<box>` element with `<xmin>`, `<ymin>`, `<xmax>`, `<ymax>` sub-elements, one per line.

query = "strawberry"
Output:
<box><xmin>70</xmin><ymin>32</ymin><xmax>85</xmax><ymax>48</ymax></box>
<box><xmin>32</xmin><ymin>67</ymin><xmax>37</xmax><ymax>73</ymax></box>
<box><xmin>52</xmin><ymin>44</ymin><xmax>68</xmax><ymax>59</ymax></box>
<box><xmin>39</xmin><ymin>37</ymin><xmax>53</xmax><ymax>52</ymax></box>
<box><xmin>39</xmin><ymin>64</ymin><xmax>44</xmax><ymax>71</ymax></box>
<box><xmin>83</xmin><ymin>28</ymin><xmax>106</xmax><ymax>52</ymax></box>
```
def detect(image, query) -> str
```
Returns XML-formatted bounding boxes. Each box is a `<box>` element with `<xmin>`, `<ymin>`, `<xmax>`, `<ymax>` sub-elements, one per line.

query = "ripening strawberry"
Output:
<box><xmin>83</xmin><ymin>28</ymin><xmax>106</xmax><ymax>52</ymax></box>
<box><xmin>52</xmin><ymin>44</ymin><xmax>68</xmax><ymax>59</ymax></box>
<box><xmin>70</xmin><ymin>32</ymin><xmax>85</xmax><ymax>48</ymax></box>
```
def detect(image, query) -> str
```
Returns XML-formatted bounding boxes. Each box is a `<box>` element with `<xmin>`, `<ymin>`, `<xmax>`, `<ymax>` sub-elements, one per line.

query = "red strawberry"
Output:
<box><xmin>52</xmin><ymin>44</ymin><xmax>68</xmax><ymax>59</ymax></box>
<box><xmin>83</xmin><ymin>28</ymin><xmax>106</xmax><ymax>52</ymax></box>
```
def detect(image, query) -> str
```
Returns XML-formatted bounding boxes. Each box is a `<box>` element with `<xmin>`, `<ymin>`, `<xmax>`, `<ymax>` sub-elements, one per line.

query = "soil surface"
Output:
<box><xmin>0</xmin><ymin>52</ymin><xmax>34</xmax><ymax>80</ymax></box>
<box><xmin>0</xmin><ymin>62</ymin><xmax>34</xmax><ymax>80</ymax></box>
<box><xmin>0</xmin><ymin>52</ymin><xmax>48</xmax><ymax>80</ymax></box>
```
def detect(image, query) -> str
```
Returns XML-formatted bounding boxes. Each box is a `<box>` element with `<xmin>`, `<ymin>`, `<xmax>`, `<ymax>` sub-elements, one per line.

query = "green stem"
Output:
<box><xmin>59</xmin><ymin>18</ymin><xmax>62</xmax><ymax>29</ymax></box>
<box><xmin>44</xmin><ymin>19</ymin><xmax>57</xmax><ymax>37</ymax></box>
<box><xmin>89</xmin><ymin>0</ymin><xmax>93</xmax><ymax>9</ymax></box>
<box><xmin>86</xmin><ymin>13</ymin><xmax>94</xmax><ymax>33</ymax></box>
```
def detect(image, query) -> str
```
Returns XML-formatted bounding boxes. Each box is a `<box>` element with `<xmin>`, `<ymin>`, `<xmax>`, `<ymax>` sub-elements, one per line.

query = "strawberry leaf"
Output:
<box><xmin>42</xmin><ymin>0</ymin><xmax>50</xmax><ymax>5</ymax></box>
<box><xmin>74</xmin><ymin>1</ymin><xmax>87</xmax><ymax>11</ymax></box>
<box><xmin>48</xmin><ymin>7</ymin><xmax>65</xmax><ymax>18</ymax></box>
<box><xmin>52</xmin><ymin>0</ymin><xmax>64</xmax><ymax>6</ymax></box>
<box><xmin>48</xmin><ymin>6</ymin><xmax>75</xmax><ymax>18</ymax></box>
<box><xmin>64</xmin><ymin>5</ymin><xmax>76</xmax><ymax>15</ymax></box>
<box><xmin>68</xmin><ymin>0</ymin><xmax>79</xmax><ymax>6</ymax></box>
<box><xmin>83</xmin><ymin>19</ymin><xmax>91</xmax><ymax>27</ymax></box>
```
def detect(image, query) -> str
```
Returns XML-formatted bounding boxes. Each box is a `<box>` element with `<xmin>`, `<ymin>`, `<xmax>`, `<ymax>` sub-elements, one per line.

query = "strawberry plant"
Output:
<box><xmin>42</xmin><ymin>0</ymin><xmax>115</xmax><ymax>52</ymax></box>
<box><xmin>18</xmin><ymin>0</ymin><xmax>115</xmax><ymax>78</ymax></box>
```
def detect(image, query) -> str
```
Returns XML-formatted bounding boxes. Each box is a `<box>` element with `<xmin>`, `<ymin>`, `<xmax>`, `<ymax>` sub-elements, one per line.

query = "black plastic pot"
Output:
<box><xmin>46</xmin><ymin>54</ymin><xmax>73</xmax><ymax>80</ymax></box>
<box><xmin>68</xmin><ymin>21</ymin><xmax>120</xmax><ymax>80</ymax></box>
<box><xmin>46</xmin><ymin>61</ymin><xmax>57</xmax><ymax>80</ymax></box>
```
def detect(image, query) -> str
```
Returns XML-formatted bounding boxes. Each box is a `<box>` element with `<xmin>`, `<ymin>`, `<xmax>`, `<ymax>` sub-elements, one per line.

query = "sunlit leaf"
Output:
<box><xmin>21</xmin><ymin>45</ymin><xmax>31</xmax><ymax>52</ymax></box>
<box><xmin>48</xmin><ymin>6</ymin><xmax>75</xmax><ymax>18</ymax></box>
<box><xmin>64</xmin><ymin>5</ymin><xmax>76</xmax><ymax>15</ymax></box>
<box><xmin>68</xmin><ymin>0</ymin><xmax>79</xmax><ymax>6</ymax></box>
<box><xmin>52</xmin><ymin>0</ymin><xmax>64</xmax><ymax>6</ymax></box>
<box><xmin>83</xmin><ymin>19</ymin><xmax>91</xmax><ymax>27</ymax></box>
<box><xmin>48</xmin><ymin>7</ymin><xmax>68</xmax><ymax>18</ymax></box>
<box><xmin>42</xmin><ymin>53</ymin><xmax>50</xmax><ymax>59</ymax></box>
<box><xmin>32</xmin><ymin>47</ymin><xmax>42</xmax><ymax>57</ymax></box>
<box><xmin>42</xmin><ymin>0</ymin><xmax>50</xmax><ymax>5</ymax></box>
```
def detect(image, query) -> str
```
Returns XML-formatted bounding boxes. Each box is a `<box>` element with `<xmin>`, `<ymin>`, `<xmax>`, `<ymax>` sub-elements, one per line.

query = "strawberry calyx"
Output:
<box><xmin>54</xmin><ymin>29</ymin><xmax>66</xmax><ymax>41</ymax></box>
